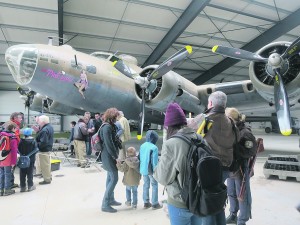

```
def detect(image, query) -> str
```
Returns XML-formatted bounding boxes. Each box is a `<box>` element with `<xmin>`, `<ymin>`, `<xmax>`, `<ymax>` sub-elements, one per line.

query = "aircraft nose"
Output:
<box><xmin>5</xmin><ymin>44</ymin><xmax>38</xmax><ymax>85</ymax></box>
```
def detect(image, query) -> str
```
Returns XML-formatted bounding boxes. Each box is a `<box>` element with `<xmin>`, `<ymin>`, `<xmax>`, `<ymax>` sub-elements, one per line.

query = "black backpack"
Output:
<box><xmin>172</xmin><ymin>134</ymin><xmax>227</xmax><ymax>216</ymax></box>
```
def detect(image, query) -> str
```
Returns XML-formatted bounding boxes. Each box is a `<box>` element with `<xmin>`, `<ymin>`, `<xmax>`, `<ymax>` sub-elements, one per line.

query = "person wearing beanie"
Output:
<box><xmin>154</xmin><ymin>103</ymin><xmax>203</xmax><ymax>225</ymax></box>
<box><xmin>18</xmin><ymin>128</ymin><xmax>39</xmax><ymax>192</ymax></box>
<box><xmin>139</xmin><ymin>130</ymin><xmax>162</xmax><ymax>210</ymax></box>
<box><xmin>187</xmin><ymin>91</ymin><xmax>238</xmax><ymax>225</ymax></box>
<box><xmin>116</xmin><ymin>147</ymin><xmax>141</xmax><ymax>209</ymax></box>
<box><xmin>225</xmin><ymin>108</ymin><xmax>257</xmax><ymax>225</ymax></box>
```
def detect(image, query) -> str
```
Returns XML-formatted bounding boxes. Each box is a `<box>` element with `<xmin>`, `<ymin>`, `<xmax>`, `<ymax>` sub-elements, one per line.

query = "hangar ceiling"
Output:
<box><xmin>1</xmin><ymin>0</ymin><xmax>300</xmax><ymax>91</ymax></box>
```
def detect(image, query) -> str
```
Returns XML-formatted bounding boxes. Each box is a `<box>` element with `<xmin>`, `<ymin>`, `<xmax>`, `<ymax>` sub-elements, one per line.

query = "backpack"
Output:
<box><xmin>171</xmin><ymin>134</ymin><xmax>227</xmax><ymax>217</ymax></box>
<box><xmin>91</xmin><ymin>123</ymin><xmax>108</xmax><ymax>153</ymax></box>
<box><xmin>17</xmin><ymin>148</ymin><xmax>39</xmax><ymax>169</ymax></box>
<box><xmin>0</xmin><ymin>135</ymin><xmax>11</xmax><ymax>160</ymax></box>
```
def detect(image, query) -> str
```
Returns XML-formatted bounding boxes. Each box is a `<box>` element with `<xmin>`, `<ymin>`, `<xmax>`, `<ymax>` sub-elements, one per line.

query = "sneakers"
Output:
<box><xmin>144</xmin><ymin>202</ymin><xmax>152</xmax><ymax>209</ymax></box>
<box><xmin>132</xmin><ymin>205</ymin><xmax>137</xmax><ymax>209</ymax></box>
<box><xmin>11</xmin><ymin>183</ymin><xmax>19</xmax><ymax>189</ymax></box>
<box><xmin>77</xmin><ymin>164</ymin><xmax>81</xmax><ymax>167</ymax></box>
<box><xmin>3</xmin><ymin>189</ymin><xmax>15</xmax><ymax>196</ymax></box>
<box><xmin>102</xmin><ymin>206</ymin><xmax>117</xmax><ymax>213</ymax></box>
<box><xmin>125</xmin><ymin>201</ymin><xmax>131</xmax><ymax>206</ymax></box>
<box><xmin>110</xmin><ymin>200</ymin><xmax>122</xmax><ymax>206</ymax></box>
<box><xmin>39</xmin><ymin>180</ymin><xmax>51</xmax><ymax>185</ymax></box>
<box><xmin>226</xmin><ymin>213</ymin><xmax>237</xmax><ymax>224</ymax></box>
<box><xmin>28</xmin><ymin>185</ymin><xmax>36</xmax><ymax>192</ymax></box>
<box><xmin>0</xmin><ymin>189</ymin><xmax>3</xmax><ymax>196</ymax></box>
<box><xmin>152</xmin><ymin>203</ymin><xmax>163</xmax><ymax>210</ymax></box>
<box><xmin>20</xmin><ymin>187</ymin><xmax>27</xmax><ymax>192</ymax></box>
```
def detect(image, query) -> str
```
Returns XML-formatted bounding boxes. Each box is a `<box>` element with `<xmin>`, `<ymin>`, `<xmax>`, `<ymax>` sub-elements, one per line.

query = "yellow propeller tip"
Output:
<box><xmin>137</xmin><ymin>135</ymin><xmax>142</xmax><ymax>140</ymax></box>
<box><xmin>185</xmin><ymin>45</ymin><xmax>193</xmax><ymax>54</ymax></box>
<box><xmin>281</xmin><ymin>129</ymin><xmax>292</xmax><ymax>136</ymax></box>
<box><xmin>112</xmin><ymin>61</ymin><xmax>117</xmax><ymax>66</ymax></box>
<box><xmin>212</xmin><ymin>45</ymin><xmax>219</xmax><ymax>53</ymax></box>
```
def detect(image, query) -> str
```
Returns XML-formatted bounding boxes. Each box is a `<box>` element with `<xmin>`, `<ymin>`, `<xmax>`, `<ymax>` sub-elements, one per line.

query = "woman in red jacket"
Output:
<box><xmin>0</xmin><ymin>121</ymin><xmax>18</xmax><ymax>196</ymax></box>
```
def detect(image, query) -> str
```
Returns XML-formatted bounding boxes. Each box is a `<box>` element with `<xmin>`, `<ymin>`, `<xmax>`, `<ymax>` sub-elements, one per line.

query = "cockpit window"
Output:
<box><xmin>5</xmin><ymin>45</ymin><xmax>38</xmax><ymax>85</ymax></box>
<box><xmin>90</xmin><ymin>52</ymin><xmax>112</xmax><ymax>60</ymax></box>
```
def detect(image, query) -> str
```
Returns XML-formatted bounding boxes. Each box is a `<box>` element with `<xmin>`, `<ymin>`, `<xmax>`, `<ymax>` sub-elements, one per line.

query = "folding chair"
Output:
<box><xmin>84</xmin><ymin>153</ymin><xmax>102</xmax><ymax>172</ymax></box>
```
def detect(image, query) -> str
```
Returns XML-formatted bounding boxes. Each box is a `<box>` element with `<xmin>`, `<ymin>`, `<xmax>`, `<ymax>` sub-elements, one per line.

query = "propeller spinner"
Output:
<box><xmin>212</xmin><ymin>38</ymin><xmax>300</xmax><ymax>136</ymax></box>
<box><xmin>113</xmin><ymin>46</ymin><xmax>192</xmax><ymax>139</ymax></box>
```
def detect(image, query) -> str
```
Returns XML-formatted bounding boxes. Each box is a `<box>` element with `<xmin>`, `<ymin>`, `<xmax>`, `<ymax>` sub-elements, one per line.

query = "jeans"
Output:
<box><xmin>202</xmin><ymin>170</ymin><xmax>230</xmax><ymax>225</ymax></box>
<box><xmin>126</xmin><ymin>185</ymin><xmax>138</xmax><ymax>205</ymax></box>
<box><xmin>86</xmin><ymin>141</ymin><xmax>91</xmax><ymax>156</ymax></box>
<box><xmin>168</xmin><ymin>204</ymin><xmax>202</xmax><ymax>225</ymax></box>
<box><xmin>102</xmin><ymin>170</ymin><xmax>118</xmax><ymax>208</ymax></box>
<box><xmin>0</xmin><ymin>166</ymin><xmax>12</xmax><ymax>190</ymax></box>
<box><xmin>143</xmin><ymin>175</ymin><xmax>158</xmax><ymax>205</ymax></box>
<box><xmin>20</xmin><ymin>160</ymin><xmax>35</xmax><ymax>188</ymax></box>
<box><xmin>227</xmin><ymin>172</ymin><xmax>251</xmax><ymax>224</ymax></box>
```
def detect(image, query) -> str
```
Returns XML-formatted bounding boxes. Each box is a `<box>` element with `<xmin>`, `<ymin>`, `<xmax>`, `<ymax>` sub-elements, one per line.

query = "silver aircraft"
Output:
<box><xmin>5</xmin><ymin>37</ymin><xmax>300</xmax><ymax>137</ymax></box>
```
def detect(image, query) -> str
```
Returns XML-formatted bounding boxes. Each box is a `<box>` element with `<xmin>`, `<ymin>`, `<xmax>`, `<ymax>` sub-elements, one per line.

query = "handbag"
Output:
<box><xmin>17</xmin><ymin>148</ymin><xmax>39</xmax><ymax>169</ymax></box>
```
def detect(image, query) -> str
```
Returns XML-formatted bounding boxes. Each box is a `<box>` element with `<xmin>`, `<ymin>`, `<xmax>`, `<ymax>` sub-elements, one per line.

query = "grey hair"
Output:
<box><xmin>208</xmin><ymin>91</ymin><xmax>227</xmax><ymax>108</ymax></box>
<box><xmin>118</xmin><ymin>111</ymin><xmax>124</xmax><ymax>117</ymax></box>
<box><xmin>38</xmin><ymin>115</ymin><xmax>50</xmax><ymax>124</ymax></box>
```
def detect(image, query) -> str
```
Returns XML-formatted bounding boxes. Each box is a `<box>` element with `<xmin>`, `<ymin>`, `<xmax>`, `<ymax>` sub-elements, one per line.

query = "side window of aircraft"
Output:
<box><xmin>71</xmin><ymin>59</ymin><xmax>83</xmax><ymax>71</ymax></box>
<box><xmin>86</xmin><ymin>65</ymin><xmax>96</xmax><ymax>74</ymax></box>
<box><xmin>40</xmin><ymin>57</ymin><xmax>48</xmax><ymax>62</ymax></box>
<box><xmin>51</xmin><ymin>59</ymin><xmax>59</xmax><ymax>64</ymax></box>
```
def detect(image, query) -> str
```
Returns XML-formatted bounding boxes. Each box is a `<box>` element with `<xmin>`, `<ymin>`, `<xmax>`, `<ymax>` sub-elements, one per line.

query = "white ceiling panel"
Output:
<box><xmin>220</xmin><ymin>24</ymin><xmax>261</xmax><ymax>43</ymax></box>
<box><xmin>64</xmin><ymin>16</ymin><xmax>119</xmax><ymax>38</ymax></box>
<box><xmin>136</xmin><ymin>0</ymin><xmax>190</xmax><ymax>10</ymax></box>
<box><xmin>123</xmin><ymin>3</ymin><xmax>178</xmax><ymax>28</ymax></box>
<box><xmin>203</xmin><ymin>6</ymin><xmax>238</xmax><ymax>21</ymax></box>
<box><xmin>254</xmin><ymin>0</ymin><xmax>300</xmax><ymax>12</ymax></box>
<box><xmin>243</xmin><ymin>4</ymin><xmax>288</xmax><ymax>21</ymax></box>
<box><xmin>0</xmin><ymin>0</ymin><xmax>57</xmax><ymax>10</ymax></box>
<box><xmin>67</xmin><ymin>37</ymin><xmax>113</xmax><ymax>52</ymax></box>
<box><xmin>185</xmin><ymin>15</ymin><xmax>224</xmax><ymax>34</ymax></box>
<box><xmin>210</xmin><ymin>0</ymin><xmax>250</xmax><ymax>11</ymax></box>
<box><xmin>109</xmin><ymin>41</ymin><xmax>153</xmax><ymax>56</ymax></box>
<box><xmin>0</xmin><ymin>75</ymin><xmax>13</xmax><ymax>82</ymax></box>
<box><xmin>64</xmin><ymin>0</ymin><xmax>127</xmax><ymax>21</ymax></box>
<box><xmin>0</xmin><ymin>6</ymin><xmax>57</xmax><ymax>29</ymax></box>
<box><xmin>287</xmin><ymin>25</ymin><xmax>300</xmax><ymax>37</ymax></box>
<box><xmin>115</xmin><ymin>24</ymin><xmax>166</xmax><ymax>43</ymax></box>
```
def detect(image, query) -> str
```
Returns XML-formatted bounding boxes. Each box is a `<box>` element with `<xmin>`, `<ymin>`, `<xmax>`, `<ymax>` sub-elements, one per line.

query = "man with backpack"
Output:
<box><xmin>188</xmin><ymin>91</ymin><xmax>238</xmax><ymax>225</ymax></box>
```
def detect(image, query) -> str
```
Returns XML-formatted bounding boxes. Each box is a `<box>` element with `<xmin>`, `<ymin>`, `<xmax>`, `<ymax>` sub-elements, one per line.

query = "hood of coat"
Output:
<box><xmin>146</xmin><ymin>130</ymin><xmax>158</xmax><ymax>144</ymax></box>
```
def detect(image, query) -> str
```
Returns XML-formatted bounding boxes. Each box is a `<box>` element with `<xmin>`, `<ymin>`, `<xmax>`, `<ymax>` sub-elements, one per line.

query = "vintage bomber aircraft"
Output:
<box><xmin>4</xmin><ymin>36</ymin><xmax>300</xmax><ymax>138</ymax></box>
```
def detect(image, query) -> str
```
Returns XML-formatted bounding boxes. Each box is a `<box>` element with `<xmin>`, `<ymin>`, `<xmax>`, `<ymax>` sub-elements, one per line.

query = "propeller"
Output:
<box><xmin>211</xmin><ymin>37</ymin><xmax>300</xmax><ymax>135</ymax></box>
<box><xmin>113</xmin><ymin>45</ymin><xmax>192</xmax><ymax>139</ymax></box>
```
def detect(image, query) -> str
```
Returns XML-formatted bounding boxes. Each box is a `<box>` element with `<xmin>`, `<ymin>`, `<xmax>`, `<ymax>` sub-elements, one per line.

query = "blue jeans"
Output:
<box><xmin>0</xmin><ymin>166</ymin><xmax>12</xmax><ymax>190</ymax></box>
<box><xmin>102</xmin><ymin>170</ymin><xmax>118</xmax><ymax>208</ymax></box>
<box><xmin>86</xmin><ymin>141</ymin><xmax>91</xmax><ymax>156</ymax></box>
<box><xmin>126</xmin><ymin>185</ymin><xmax>138</xmax><ymax>205</ymax></box>
<box><xmin>168</xmin><ymin>204</ymin><xmax>202</xmax><ymax>225</ymax></box>
<box><xmin>202</xmin><ymin>170</ymin><xmax>230</xmax><ymax>225</ymax></box>
<box><xmin>227</xmin><ymin>172</ymin><xmax>252</xmax><ymax>224</ymax></box>
<box><xmin>143</xmin><ymin>175</ymin><xmax>158</xmax><ymax>205</ymax></box>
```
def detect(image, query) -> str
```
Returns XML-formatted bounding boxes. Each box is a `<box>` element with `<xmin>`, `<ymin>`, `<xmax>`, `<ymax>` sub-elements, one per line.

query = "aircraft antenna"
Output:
<box><xmin>74</xmin><ymin>55</ymin><xmax>78</xmax><ymax>66</ymax></box>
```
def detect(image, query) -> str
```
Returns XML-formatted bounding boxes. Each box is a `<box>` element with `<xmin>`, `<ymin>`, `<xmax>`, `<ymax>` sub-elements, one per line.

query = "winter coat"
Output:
<box><xmin>118</xmin><ymin>116</ymin><xmax>131</xmax><ymax>142</ymax></box>
<box><xmin>154</xmin><ymin>127</ymin><xmax>198</xmax><ymax>208</ymax></box>
<box><xmin>100</xmin><ymin>123</ymin><xmax>119</xmax><ymax>172</ymax></box>
<box><xmin>73</xmin><ymin>122</ymin><xmax>88</xmax><ymax>141</ymax></box>
<box><xmin>0</xmin><ymin>131</ymin><xmax>18</xmax><ymax>167</ymax></box>
<box><xmin>139</xmin><ymin>130</ymin><xmax>159</xmax><ymax>176</ymax></box>
<box><xmin>188</xmin><ymin>106</ymin><xmax>238</xmax><ymax>167</ymax></box>
<box><xmin>36</xmin><ymin>123</ymin><xmax>54</xmax><ymax>152</ymax></box>
<box><xmin>18</xmin><ymin>137</ymin><xmax>39</xmax><ymax>162</ymax></box>
<box><xmin>117</xmin><ymin>156</ymin><xmax>141</xmax><ymax>186</ymax></box>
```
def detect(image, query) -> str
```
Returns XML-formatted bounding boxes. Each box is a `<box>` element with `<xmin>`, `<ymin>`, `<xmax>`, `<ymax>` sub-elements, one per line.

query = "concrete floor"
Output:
<box><xmin>1</xmin><ymin>131</ymin><xmax>300</xmax><ymax>225</ymax></box>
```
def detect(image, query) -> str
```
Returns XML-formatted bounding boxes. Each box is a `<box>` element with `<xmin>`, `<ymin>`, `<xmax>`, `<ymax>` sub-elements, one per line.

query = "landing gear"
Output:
<box><xmin>265</xmin><ymin>127</ymin><xmax>271</xmax><ymax>133</ymax></box>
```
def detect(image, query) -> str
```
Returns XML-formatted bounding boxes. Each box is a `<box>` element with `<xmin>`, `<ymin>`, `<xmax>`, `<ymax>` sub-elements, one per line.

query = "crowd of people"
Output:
<box><xmin>0</xmin><ymin>90</ymin><xmax>269</xmax><ymax>225</ymax></box>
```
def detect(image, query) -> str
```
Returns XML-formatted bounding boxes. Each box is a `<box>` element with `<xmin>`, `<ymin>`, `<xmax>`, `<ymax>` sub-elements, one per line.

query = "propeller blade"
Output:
<box><xmin>112</xmin><ymin>60</ymin><xmax>135</xmax><ymax>78</ymax></box>
<box><xmin>148</xmin><ymin>45</ymin><xmax>193</xmax><ymax>80</ymax></box>
<box><xmin>137</xmin><ymin>90</ymin><xmax>146</xmax><ymax>140</ymax></box>
<box><xmin>273</xmin><ymin>69</ymin><xmax>292</xmax><ymax>136</ymax></box>
<box><xmin>212</xmin><ymin>45</ymin><xmax>267</xmax><ymax>62</ymax></box>
<box><xmin>282</xmin><ymin>36</ymin><xmax>300</xmax><ymax>59</ymax></box>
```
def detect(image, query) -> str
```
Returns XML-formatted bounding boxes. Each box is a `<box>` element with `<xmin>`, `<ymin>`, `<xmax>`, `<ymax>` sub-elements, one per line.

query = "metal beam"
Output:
<box><xmin>58</xmin><ymin>0</ymin><xmax>64</xmax><ymax>45</ymax></box>
<box><xmin>193</xmin><ymin>7</ymin><xmax>300</xmax><ymax>85</ymax></box>
<box><xmin>142</xmin><ymin>0</ymin><xmax>210</xmax><ymax>66</ymax></box>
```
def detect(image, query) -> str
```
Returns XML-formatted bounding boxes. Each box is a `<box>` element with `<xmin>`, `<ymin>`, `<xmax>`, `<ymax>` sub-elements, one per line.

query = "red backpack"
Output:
<box><xmin>0</xmin><ymin>134</ymin><xmax>11</xmax><ymax>161</ymax></box>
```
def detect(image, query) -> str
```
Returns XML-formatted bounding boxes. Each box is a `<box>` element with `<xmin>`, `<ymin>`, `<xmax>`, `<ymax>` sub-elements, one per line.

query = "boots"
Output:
<box><xmin>3</xmin><ymin>189</ymin><xmax>15</xmax><ymax>196</ymax></box>
<box><xmin>226</xmin><ymin>213</ymin><xmax>237</xmax><ymax>224</ymax></box>
<box><xmin>0</xmin><ymin>189</ymin><xmax>3</xmax><ymax>196</ymax></box>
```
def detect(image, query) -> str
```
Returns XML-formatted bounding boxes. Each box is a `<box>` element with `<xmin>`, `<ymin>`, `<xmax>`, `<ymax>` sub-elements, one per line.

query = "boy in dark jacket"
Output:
<box><xmin>18</xmin><ymin>128</ymin><xmax>39</xmax><ymax>192</ymax></box>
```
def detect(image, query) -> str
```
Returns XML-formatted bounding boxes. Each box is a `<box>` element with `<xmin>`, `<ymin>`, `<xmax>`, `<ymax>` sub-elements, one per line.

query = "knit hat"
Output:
<box><xmin>164</xmin><ymin>103</ymin><xmax>187</xmax><ymax>127</ymax></box>
<box><xmin>23</xmin><ymin>128</ymin><xmax>33</xmax><ymax>136</ymax></box>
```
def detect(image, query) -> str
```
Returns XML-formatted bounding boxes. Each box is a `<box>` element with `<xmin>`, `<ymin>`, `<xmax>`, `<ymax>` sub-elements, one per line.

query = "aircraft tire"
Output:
<box><xmin>265</xmin><ymin>127</ymin><xmax>271</xmax><ymax>133</ymax></box>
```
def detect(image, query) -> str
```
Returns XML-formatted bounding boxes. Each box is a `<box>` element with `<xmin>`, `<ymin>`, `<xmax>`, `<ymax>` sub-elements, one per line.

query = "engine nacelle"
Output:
<box><xmin>135</xmin><ymin>66</ymin><xmax>204</xmax><ymax>114</ymax></box>
<box><xmin>249</xmin><ymin>41</ymin><xmax>300</xmax><ymax>105</ymax></box>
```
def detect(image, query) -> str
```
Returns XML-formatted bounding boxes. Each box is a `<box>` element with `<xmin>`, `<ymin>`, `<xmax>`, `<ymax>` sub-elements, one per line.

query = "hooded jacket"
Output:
<box><xmin>0</xmin><ymin>131</ymin><xmax>18</xmax><ymax>167</ymax></box>
<box><xmin>18</xmin><ymin>137</ymin><xmax>39</xmax><ymax>161</ymax></box>
<box><xmin>139</xmin><ymin>130</ymin><xmax>159</xmax><ymax>176</ymax></box>
<box><xmin>154</xmin><ymin>127</ymin><xmax>197</xmax><ymax>208</ymax></box>
<box><xmin>117</xmin><ymin>155</ymin><xmax>141</xmax><ymax>186</ymax></box>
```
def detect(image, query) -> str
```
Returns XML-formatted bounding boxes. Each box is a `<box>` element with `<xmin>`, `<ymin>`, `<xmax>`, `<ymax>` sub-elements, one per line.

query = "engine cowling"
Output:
<box><xmin>135</xmin><ymin>65</ymin><xmax>204</xmax><ymax>114</ymax></box>
<box><xmin>249</xmin><ymin>41</ymin><xmax>300</xmax><ymax>105</ymax></box>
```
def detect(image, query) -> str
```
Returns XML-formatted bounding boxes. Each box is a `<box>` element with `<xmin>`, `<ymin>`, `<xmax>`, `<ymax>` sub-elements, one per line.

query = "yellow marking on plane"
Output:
<box><xmin>212</xmin><ymin>45</ymin><xmax>219</xmax><ymax>53</ymax></box>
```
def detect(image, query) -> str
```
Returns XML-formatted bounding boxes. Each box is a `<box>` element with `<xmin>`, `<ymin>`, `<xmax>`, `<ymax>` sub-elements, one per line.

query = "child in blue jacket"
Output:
<box><xmin>139</xmin><ymin>130</ymin><xmax>162</xmax><ymax>210</ymax></box>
